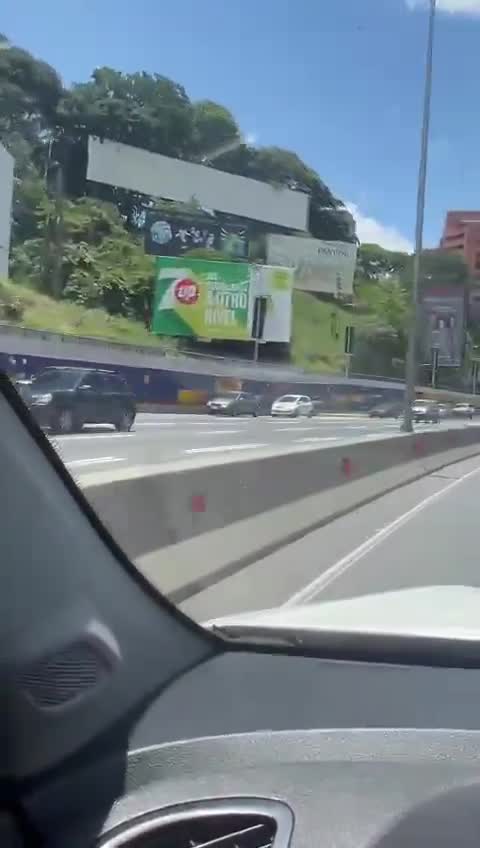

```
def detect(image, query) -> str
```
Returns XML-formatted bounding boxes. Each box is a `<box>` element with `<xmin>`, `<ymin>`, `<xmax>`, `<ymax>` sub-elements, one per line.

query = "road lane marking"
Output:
<box><xmin>53</xmin><ymin>433</ymin><xmax>134</xmax><ymax>441</ymax></box>
<box><xmin>295</xmin><ymin>437</ymin><xmax>339</xmax><ymax>444</ymax></box>
<box><xmin>275</xmin><ymin>426</ymin><xmax>316</xmax><ymax>432</ymax></box>
<box><xmin>65</xmin><ymin>456</ymin><xmax>125</xmax><ymax>468</ymax></box>
<box><xmin>285</xmin><ymin>461</ymin><xmax>480</xmax><ymax>606</ymax></box>
<box><xmin>195</xmin><ymin>429</ymin><xmax>244</xmax><ymax>436</ymax></box>
<box><xmin>132</xmin><ymin>422</ymin><xmax>175</xmax><ymax>427</ymax></box>
<box><xmin>184</xmin><ymin>443</ymin><xmax>267</xmax><ymax>455</ymax></box>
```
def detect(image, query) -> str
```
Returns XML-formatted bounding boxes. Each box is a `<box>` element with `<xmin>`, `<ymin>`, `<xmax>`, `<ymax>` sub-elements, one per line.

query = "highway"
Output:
<box><xmin>181</xmin><ymin>452</ymin><xmax>480</xmax><ymax>623</ymax></box>
<box><xmin>49</xmin><ymin>411</ymin><xmax>477</xmax><ymax>473</ymax></box>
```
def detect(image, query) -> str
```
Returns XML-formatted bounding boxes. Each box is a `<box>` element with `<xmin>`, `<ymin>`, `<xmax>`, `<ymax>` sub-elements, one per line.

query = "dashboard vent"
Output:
<box><xmin>100</xmin><ymin>799</ymin><xmax>293</xmax><ymax>848</ymax></box>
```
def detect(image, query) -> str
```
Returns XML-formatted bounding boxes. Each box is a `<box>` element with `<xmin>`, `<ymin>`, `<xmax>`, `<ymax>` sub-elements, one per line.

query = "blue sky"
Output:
<box><xmin>4</xmin><ymin>0</ymin><xmax>480</xmax><ymax>251</ymax></box>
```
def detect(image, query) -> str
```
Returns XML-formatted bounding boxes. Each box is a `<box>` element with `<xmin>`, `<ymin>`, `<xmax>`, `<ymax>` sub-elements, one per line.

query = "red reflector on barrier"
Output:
<box><xmin>191</xmin><ymin>494</ymin><xmax>206</xmax><ymax>513</ymax></box>
<box><xmin>341</xmin><ymin>457</ymin><xmax>353</xmax><ymax>477</ymax></box>
<box><xmin>413</xmin><ymin>438</ymin><xmax>426</xmax><ymax>456</ymax></box>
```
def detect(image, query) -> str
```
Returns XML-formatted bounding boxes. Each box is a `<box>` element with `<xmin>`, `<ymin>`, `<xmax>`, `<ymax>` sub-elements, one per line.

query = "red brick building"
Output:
<box><xmin>440</xmin><ymin>211</ymin><xmax>480</xmax><ymax>279</ymax></box>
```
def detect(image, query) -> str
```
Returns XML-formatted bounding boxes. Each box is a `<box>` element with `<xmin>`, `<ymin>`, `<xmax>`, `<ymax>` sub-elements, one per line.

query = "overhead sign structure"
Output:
<box><xmin>87</xmin><ymin>136</ymin><xmax>309</xmax><ymax>231</ymax></box>
<box><xmin>152</xmin><ymin>257</ymin><xmax>293</xmax><ymax>343</ymax></box>
<box><xmin>266</xmin><ymin>234</ymin><xmax>357</xmax><ymax>297</ymax></box>
<box><xmin>144</xmin><ymin>211</ymin><xmax>248</xmax><ymax>259</ymax></box>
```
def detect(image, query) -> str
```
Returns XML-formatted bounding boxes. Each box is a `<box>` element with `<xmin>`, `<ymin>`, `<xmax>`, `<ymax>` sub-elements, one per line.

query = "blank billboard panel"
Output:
<box><xmin>0</xmin><ymin>143</ymin><xmax>14</xmax><ymax>278</ymax></box>
<box><xmin>87</xmin><ymin>137</ymin><xmax>309</xmax><ymax>231</ymax></box>
<box><xmin>266</xmin><ymin>233</ymin><xmax>357</xmax><ymax>297</ymax></box>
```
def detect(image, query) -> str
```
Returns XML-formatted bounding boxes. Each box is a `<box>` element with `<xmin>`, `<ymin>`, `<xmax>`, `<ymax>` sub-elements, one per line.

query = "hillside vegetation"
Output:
<box><xmin>0</xmin><ymin>277</ymin><xmax>175</xmax><ymax>350</ymax></box>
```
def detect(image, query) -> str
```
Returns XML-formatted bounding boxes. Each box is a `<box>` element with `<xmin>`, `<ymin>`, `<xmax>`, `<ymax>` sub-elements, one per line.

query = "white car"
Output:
<box><xmin>452</xmin><ymin>403</ymin><xmax>475</xmax><ymax>419</ymax></box>
<box><xmin>271</xmin><ymin>394</ymin><xmax>314</xmax><ymax>417</ymax></box>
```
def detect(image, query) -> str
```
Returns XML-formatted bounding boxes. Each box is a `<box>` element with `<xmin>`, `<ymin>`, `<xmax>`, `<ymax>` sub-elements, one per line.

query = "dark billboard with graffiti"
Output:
<box><xmin>144</xmin><ymin>212</ymin><xmax>248</xmax><ymax>259</ymax></box>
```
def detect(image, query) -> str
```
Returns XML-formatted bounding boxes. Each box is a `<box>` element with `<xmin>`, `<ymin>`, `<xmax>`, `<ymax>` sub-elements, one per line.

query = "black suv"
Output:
<box><xmin>28</xmin><ymin>367</ymin><xmax>136</xmax><ymax>433</ymax></box>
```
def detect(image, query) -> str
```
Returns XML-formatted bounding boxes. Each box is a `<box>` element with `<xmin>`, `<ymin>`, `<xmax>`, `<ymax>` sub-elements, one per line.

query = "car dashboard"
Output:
<box><xmin>98</xmin><ymin>649</ymin><xmax>480</xmax><ymax>847</ymax></box>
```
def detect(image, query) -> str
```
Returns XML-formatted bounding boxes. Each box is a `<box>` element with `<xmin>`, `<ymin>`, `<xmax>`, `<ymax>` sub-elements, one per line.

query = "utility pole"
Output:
<box><xmin>50</xmin><ymin>161</ymin><xmax>65</xmax><ymax>300</ymax></box>
<box><xmin>402</xmin><ymin>0</ymin><xmax>437</xmax><ymax>432</ymax></box>
<box><xmin>45</xmin><ymin>139</ymin><xmax>65</xmax><ymax>300</ymax></box>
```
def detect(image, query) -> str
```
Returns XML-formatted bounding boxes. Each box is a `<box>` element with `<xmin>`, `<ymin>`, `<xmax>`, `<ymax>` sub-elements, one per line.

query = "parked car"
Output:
<box><xmin>271</xmin><ymin>394</ymin><xmax>314</xmax><ymax>417</ymax></box>
<box><xmin>206</xmin><ymin>391</ymin><xmax>260</xmax><ymax>416</ymax></box>
<box><xmin>27</xmin><ymin>366</ymin><xmax>136</xmax><ymax>433</ymax></box>
<box><xmin>369</xmin><ymin>401</ymin><xmax>404</xmax><ymax>419</ymax></box>
<box><xmin>452</xmin><ymin>403</ymin><xmax>475</xmax><ymax>420</ymax></box>
<box><xmin>412</xmin><ymin>401</ymin><xmax>440</xmax><ymax>424</ymax></box>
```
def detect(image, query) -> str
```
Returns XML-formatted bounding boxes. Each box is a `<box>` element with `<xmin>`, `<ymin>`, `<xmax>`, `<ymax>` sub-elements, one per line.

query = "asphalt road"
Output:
<box><xmin>181</xmin><ymin>452</ymin><xmax>480</xmax><ymax>622</ymax></box>
<box><xmin>49</xmin><ymin>411</ymin><xmax>479</xmax><ymax>473</ymax></box>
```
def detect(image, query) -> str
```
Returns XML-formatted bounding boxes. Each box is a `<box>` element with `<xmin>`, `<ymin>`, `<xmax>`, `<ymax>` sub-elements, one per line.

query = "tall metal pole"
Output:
<box><xmin>402</xmin><ymin>0</ymin><xmax>437</xmax><ymax>432</ymax></box>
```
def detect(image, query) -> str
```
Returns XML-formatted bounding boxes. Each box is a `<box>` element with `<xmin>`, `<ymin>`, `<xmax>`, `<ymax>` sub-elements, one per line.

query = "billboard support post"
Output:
<box><xmin>252</xmin><ymin>296</ymin><xmax>268</xmax><ymax>362</ymax></box>
<box><xmin>402</xmin><ymin>0</ymin><xmax>436</xmax><ymax>433</ymax></box>
<box><xmin>344</xmin><ymin>325</ymin><xmax>355</xmax><ymax>377</ymax></box>
<box><xmin>344</xmin><ymin>354</ymin><xmax>352</xmax><ymax>379</ymax></box>
<box><xmin>431</xmin><ymin>346</ymin><xmax>439</xmax><ymax>389</ymax></box>
<box><xmin>472</xmin><ymin>361</ymin><xmax>479</xmax><ymax>395</ymax></box>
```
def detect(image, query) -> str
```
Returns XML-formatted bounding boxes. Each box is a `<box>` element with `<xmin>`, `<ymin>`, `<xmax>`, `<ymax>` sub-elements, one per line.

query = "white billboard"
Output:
<box><xmin>252</xmin><ymin>265</ymin><xmax>294</xmax><ymax>343</ymax></box>
<box><xmin>266</xmin><ymin>233</ymin><xmax>357</xmax><ymax>297</ymax></box>
<box><xmin>87</xmin><ymin>136</ymin><xmax>309</xmax><ymax>231</ymax></box>
<box><xmin>0</xmin><ymin>143</ymin><xmax>14</xmax><ymax>278</ymax></box>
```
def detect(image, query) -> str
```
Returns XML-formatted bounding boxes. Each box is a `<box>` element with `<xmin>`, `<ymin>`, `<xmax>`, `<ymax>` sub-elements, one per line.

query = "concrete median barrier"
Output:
<box><xmin>80</xmin><ymin>426</ymin><xmax>480</xmax><ymax>602</ymax></box>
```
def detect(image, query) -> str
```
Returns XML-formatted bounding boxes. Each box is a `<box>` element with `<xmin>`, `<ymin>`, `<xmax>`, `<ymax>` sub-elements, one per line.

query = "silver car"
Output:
<box><xmin>271</xmin><ymin>394</ymin><xmax>314</xmax><ymax>417</ymax></box>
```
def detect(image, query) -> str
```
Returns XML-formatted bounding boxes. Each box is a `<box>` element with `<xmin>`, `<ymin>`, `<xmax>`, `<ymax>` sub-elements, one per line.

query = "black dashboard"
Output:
<box><xmin>98</xmin><ymin>649</ymin><xmax>480</xmax><ymax>846</ymax></box>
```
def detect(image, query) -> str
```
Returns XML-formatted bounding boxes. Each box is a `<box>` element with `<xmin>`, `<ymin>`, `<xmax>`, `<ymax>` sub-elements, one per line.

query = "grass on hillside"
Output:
<box><xmin>291</xmin><ymin>291</ymin><xmax>374</xmax><ymax>372</ymax></box>
<box><xmin>0</xmin><ymin>278</ymin><xmax>176</xmax><ymax>352</ymax></box>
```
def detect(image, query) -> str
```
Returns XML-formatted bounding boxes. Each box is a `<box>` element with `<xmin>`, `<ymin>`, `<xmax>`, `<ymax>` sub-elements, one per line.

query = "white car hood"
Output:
<box><xmin>205</xmin><ymin>585</ymin><xmax>480</xmax><ymax>642</ymax></box>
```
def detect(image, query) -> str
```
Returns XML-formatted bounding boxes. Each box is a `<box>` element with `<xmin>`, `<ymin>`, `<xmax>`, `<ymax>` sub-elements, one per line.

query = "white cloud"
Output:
<box><xmin>406</xmin><ymin>0</ymin><xmax>480</xmax><ymax>16</ymax></box>
<box><xmin>347</xmin><ymin>203</ymin><xmax>413</xmax><ymax>252</ymax></box>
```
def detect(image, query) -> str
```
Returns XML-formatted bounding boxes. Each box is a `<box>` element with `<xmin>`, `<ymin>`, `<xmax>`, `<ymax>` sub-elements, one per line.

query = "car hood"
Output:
<box><xmin>204</xmin><ymin>585</ymin><xmax>480</xmax><ymax>643</ymax></box>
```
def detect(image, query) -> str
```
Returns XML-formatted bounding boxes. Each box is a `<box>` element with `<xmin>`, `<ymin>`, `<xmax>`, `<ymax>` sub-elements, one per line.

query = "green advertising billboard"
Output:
<box><xmin>152</xmin><ymin>257</ymin><xmax>251</xmax><ymax>340</ymax></box>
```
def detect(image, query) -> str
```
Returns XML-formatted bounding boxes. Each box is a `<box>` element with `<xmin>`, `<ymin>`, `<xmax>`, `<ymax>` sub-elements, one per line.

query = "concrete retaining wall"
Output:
<box><xmin>80</xmin><ymin>426</ymin><xmax>480</xmax><ymax>602</ymax></box>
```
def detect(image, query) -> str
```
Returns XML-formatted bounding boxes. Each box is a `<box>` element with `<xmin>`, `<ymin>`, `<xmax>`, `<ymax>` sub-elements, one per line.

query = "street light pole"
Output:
<box><xmin>402</xmin><ymin>0</ymin><xmax>437</xmax><ymax>433</ymax></box>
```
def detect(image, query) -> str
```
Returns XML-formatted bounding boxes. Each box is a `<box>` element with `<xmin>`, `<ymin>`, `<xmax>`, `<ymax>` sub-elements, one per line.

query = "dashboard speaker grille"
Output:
<box><xmin>20</xmin><ymin>640</ymin><xmax>110</xmax><ymax>708</ymax></box>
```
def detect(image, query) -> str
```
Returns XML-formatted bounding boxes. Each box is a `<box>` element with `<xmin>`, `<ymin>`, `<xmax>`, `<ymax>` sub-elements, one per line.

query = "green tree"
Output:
<box><xmin>57</xmin><ymin>67</ymin><xmax>194</xmax><ymax>158</ymax></box>
<box><xmin>401</xmin><ymin>248</ymin><xmax>470</xmax><ymax>289</ymax></box>
<box><xmin>0</xmin><ymin>37</ymin><xmax>63</xmax><ymax>140</ymax></box>
<box><xmin>355</xmin><ymin>243</ymin><xmax>409</xmax><ymax>281</ymax></box>
<box><xmin>191</xmin><ymin>100</ymin><xmax>240</xmax><ymax>158</ymax></box>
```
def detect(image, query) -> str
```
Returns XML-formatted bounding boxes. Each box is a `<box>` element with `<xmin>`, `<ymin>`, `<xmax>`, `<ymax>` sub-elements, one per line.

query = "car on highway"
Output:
<box><xmin>271</xmin><ymin>394</ymin><xmax>315</xmax><ymax>417</ymax></box>
<box><xmin>206</xmin><ymin>391</ymin><xmax>260</xmax><ymax>416</ymax></box>
<box><xmin>27</xmin><ymin>366</ymin><xmax>136</xmax><ymax>433</ymax></box>
<box><xmin>452</xmin><ymin>403</ymin><xmax>475</xmax><ymax>420</ymax></box>
<box><xmin>368</xmin><ymin>401</ymin><xmax>404</xmax><ymax>419</ymax></box>
<box><xmin>438</xmin><ymin>403</ymin><xmax>449</xmax><ymax>418</ymax></box>
<box><xmin>412</xmin><ymin>401</ymin><xmax>440</xmax><ymax>424</ymax></box>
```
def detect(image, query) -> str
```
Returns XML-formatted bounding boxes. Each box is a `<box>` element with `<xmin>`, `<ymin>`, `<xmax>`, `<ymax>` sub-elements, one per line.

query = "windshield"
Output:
<box><xmin>32</xmin><ymin>370</ymin><xmax>82</xmax><ymax>391</ymax></box>
<box><xmin>5</xmin><ymin>1</ymin><xmax>480</xmax><ymax>642</ymax></box>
